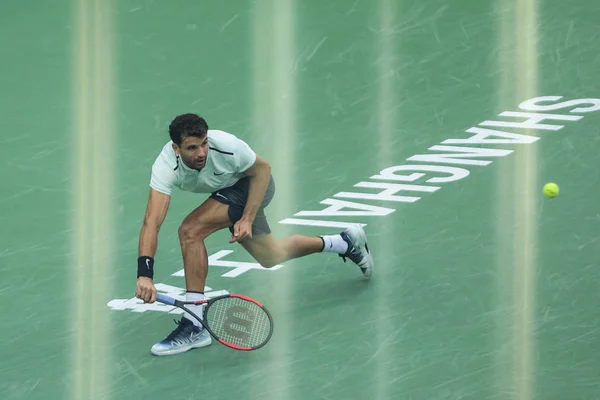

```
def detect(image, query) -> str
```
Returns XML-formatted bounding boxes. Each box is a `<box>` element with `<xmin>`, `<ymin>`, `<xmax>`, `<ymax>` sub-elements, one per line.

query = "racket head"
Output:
<box><xmin>203</xmin><ymin>294</ymin><xmax>274</xmax><ymax>351</ymax></box>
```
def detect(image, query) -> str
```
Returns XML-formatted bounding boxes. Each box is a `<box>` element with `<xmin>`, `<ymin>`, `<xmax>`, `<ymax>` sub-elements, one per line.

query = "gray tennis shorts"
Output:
<box><xmin>209</xmin><ymin>175</ymin><xmax>275</xmax><ymax>235</ymax></box>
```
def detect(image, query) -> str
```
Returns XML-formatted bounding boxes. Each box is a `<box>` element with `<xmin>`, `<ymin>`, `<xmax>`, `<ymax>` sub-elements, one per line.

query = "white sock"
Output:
<box><xmin>320</xmin><ymin>234</ymin><xmax>349</xmax><ymax>254</ymax></box>
<box><xmin>184</xmin><ymin>291</ymin><xmax>206</xmax><ymax>328</ymax></box>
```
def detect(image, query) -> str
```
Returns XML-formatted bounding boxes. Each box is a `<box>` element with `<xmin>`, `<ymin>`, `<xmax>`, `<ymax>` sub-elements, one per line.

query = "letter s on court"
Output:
<box><xmin>519</xmin><ymin>96</ymin><xmax>600</xmax><ymax>113</ymax></box>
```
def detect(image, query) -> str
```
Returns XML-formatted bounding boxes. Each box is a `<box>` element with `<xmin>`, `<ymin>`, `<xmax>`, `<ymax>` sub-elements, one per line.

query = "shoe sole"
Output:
<box><xmin>151</xmin><ymin>337</ymin><xmax>212</xmax><ymax>356</ymax></box>
<box><xmin>349</xmin><ymin>224</ymin><xmax>374</xmax><ymax>278</ymax></box>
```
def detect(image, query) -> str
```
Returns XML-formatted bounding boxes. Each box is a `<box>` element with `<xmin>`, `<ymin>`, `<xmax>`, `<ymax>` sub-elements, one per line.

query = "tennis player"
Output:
<box><xmin>135</xmin><ymin>113</ymin><xmax>374</xmax><ymax>356</ymax></box>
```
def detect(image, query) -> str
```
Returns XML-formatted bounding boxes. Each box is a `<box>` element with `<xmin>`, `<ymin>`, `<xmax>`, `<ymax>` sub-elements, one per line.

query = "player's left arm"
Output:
<box><xmin>240</xmin><ymin>154</ymin><xmax>271</xmax><ymax>223</ymax></box>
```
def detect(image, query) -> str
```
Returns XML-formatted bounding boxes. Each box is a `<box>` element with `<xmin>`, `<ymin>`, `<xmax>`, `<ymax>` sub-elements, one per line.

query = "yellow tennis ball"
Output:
<box><xmin>543</xmin><ymin>182</ymin><xmax>559</xmax><ymax>198</ymax></box>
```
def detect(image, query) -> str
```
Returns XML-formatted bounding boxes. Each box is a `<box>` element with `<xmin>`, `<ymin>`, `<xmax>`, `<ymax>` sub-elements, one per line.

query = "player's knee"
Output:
<box><xmin>258</xmin><ymin>259</ymin><xmax>279</xmax><ymax>269</ymax></box>
<box><xmin>255</xmin><ymin>249</ymin><xmax>285</xmax><ymax>269</ymax></box>
<box><xmin>178</xmin><ymin>221</ymin><xmax>210</xmax><ymax>242</ymax></box>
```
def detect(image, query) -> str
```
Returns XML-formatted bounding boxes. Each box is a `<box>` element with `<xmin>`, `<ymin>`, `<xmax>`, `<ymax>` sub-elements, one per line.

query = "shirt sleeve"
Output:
<box><xmin>235</xmin><ymin>137</ymin><xmax>257</xmax><ymax>172</ymax></box>
<box><xmin>149</xmin><ymin>156</ymin><xmax>177</xmax><ymax>195</ymax></box>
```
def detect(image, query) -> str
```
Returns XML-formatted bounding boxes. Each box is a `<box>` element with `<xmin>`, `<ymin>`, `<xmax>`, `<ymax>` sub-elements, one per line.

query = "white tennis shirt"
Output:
<box><xmin>149</xmin><ymin>129</ymin><xmax>257</xmax><ymax>195</ymax></box>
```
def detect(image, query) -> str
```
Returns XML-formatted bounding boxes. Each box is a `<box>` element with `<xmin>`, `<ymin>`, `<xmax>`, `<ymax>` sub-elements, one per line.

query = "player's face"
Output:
<box><xmin>175</xmin><ymin>135</ymin><xmax>209</xmax><ymax>170</ymax></box>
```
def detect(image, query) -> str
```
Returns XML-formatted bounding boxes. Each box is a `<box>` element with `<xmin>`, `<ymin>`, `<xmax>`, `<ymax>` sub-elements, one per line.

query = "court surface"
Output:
<box><xmin>1</xmin><ymin>1</ymin><xmax>600</xmax><ymax>399</ymax></box>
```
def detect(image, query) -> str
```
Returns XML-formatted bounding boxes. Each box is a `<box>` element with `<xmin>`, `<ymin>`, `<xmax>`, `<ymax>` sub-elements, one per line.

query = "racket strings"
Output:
<box><xmin>206</xmin><ymin>297</ymin><xmax>272</xmax><ymax>348</ymax></box>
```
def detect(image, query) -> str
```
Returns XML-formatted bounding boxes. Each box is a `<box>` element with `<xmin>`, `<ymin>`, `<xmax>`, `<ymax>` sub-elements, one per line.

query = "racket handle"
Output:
<box><xmin>156</xmin><ymin>293</ymin><xmax>176</xmax><ymax>305</ymax></box>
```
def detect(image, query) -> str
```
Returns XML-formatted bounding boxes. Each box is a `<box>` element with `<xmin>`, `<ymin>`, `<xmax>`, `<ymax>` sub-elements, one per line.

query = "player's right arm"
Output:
<box><xmin>136</xmin><ymin>148</ymin><xmax>177</xmax><ymax>302</ymax></box>
<box><xmin>136</xmin><ymin>187</ymin><xmax>170</xmax><ymax>303</ymax></box>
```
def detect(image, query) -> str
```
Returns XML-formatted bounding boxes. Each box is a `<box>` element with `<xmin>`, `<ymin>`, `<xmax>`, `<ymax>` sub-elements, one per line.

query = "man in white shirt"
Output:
<box><xmin>135</xmin><ymin>113</ymin><xmax>374</xmax><ymax>356</ymax></box>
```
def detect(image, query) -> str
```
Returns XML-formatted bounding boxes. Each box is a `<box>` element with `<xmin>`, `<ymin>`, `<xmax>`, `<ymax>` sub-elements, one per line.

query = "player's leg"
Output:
<box><xmin>151</xmin><ymin>197</ymin><xmax>232</xmax><ymax>357</ymax></box>
<box><xmin>238</xmin><ymin>231</ymin><xmax>323</xmax><ymax>268</ymax></box>
<box><xmin>225</xmin><ymin>174</ymin><xmax>374</xmax><ymax>276</ymax></box>
<box><xmin>178</xmin><ymin>197</ymin><xmax>232</xmax><ymax>291</ymax></box>
<box><xmin>241</xmin><ymin>216</ymin><xmax>374</xmax><ymax>277</ymax></box>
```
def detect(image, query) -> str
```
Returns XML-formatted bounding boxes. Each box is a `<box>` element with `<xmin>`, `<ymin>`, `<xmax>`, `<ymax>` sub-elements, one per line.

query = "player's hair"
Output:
<box><xmin>169</xmin><ymin>113</ymin><xmax>209</xmax><ymax>146</ymax></box>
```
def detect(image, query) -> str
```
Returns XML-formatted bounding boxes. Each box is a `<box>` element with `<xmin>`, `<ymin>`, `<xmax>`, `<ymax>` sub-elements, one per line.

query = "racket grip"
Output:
<box><xmin>156</xmin><ymin>293</ymin><xmax>176</xmax><ymax>305</ymax></box>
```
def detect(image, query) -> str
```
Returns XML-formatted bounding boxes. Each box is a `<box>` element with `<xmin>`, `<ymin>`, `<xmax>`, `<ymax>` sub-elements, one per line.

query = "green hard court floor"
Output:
<box><xmin>1</xmin><ymin>0</ymin><xmax>600</xmax><ymax>399</ymax></box>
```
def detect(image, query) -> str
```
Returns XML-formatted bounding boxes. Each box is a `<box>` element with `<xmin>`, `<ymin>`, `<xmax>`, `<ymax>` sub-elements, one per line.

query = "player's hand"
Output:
<box><xmin>230</xmin><ymin>219</ymin><xmax>253</xmax><ymax>243</ymax></box>
<box><xmin>136</xmin><ymin>277</ymin><xmax>157</xmax><ymax>303</ymax></box>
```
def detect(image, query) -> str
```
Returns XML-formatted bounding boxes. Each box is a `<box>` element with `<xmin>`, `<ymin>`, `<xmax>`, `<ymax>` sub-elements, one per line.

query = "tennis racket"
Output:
<box><xmin>155</xmin><ymin>293</ymin><xmax>274</xmax><ymax>351</ymax></box>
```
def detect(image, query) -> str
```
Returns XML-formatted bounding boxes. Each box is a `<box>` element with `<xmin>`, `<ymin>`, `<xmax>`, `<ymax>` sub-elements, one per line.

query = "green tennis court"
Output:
<box><xmin>1</xmin><ymin>1</ymin><xmax>599</xmax><ymax>399</ymax></box>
